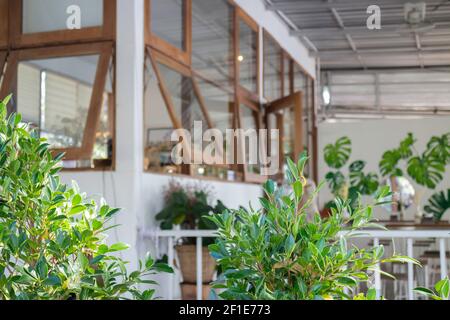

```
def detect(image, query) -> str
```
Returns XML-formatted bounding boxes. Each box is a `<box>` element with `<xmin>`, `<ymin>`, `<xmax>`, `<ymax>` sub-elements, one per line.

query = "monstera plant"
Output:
<box><xmin>424</xmin><ymin>189</ymin><xmax>450</xmax><ymax>222</ymax></box>
<box><xmin>323</xmin><ymin>137</ymin><xmax>379</xmax><ymax>211</ymax></box>
<box><xmin>0</xmin><ymin>96</ymin><xmax>172</xmax><ymax>300</ymax></box>
<box><xmin>379</xmin><ymin>132</ymin><xmax>450</xmax><ymax>220</ymax></box>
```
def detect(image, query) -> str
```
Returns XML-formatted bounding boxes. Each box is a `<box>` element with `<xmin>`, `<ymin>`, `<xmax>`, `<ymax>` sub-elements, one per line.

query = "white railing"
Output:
<box><xmin>142</xmin><ymin>229</ymin><xmax>450</xmax><ymax>300</ymax></box>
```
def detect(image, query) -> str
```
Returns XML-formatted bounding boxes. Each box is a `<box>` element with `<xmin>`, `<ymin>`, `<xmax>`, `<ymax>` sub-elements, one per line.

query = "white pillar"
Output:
<box><xmin>115</xmin><ymin>0</ymin><xmax>145</xmax><ymax>270</ymax></box>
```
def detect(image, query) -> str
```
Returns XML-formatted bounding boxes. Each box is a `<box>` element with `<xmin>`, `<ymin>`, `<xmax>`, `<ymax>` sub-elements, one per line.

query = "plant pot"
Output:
<box><xmin>180</xmin><ymin>283</ymin><xmax>211</xmax><ymax>300</ymax></box>
<box><xmin>176</xmin><ymin>245</ymin><xmax>216</xmax><ymax>283</ymax></box>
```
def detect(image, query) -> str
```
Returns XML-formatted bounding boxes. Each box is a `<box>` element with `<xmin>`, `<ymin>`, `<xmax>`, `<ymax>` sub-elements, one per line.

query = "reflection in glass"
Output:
<box><xmin>192</xmin><ymin>0</ymin><xmax>232</xmax><ymax>90</ymax></box>
<box><xmin>151</xmin><ymin>0</ymin><xmax>185</xmax><ymax>50</ymax></box>
<box><xmin>238</xmin><ymin>20</ymin><xmax>257</xmax><ymax>93</ymax></box>
<box><xmin>23</xmin><ymin>0</ymin><xmax>103</xmax><ymax>34</ymax></box>
<box><xmin>17</xmin><ymin>55</ymin><xmax>99</xmax><ymax>148</ymax></box>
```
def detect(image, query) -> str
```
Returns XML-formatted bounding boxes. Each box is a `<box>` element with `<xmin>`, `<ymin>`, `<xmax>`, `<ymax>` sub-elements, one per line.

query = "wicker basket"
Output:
<box><xmin>180</xmin><ymin>283</ymin><xmax>211</xmax><ymax>300</ymax></box>
<box><xmin>176</xmin><ymin>245</ymin><xmax>216</xmax><ymax>283</ymax></box>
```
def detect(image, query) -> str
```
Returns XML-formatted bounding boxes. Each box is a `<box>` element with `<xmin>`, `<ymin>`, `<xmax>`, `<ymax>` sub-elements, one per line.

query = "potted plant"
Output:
<box><xmin>207</xmin><ymin>153</ymin><xmax>418</xmax><ymax>300</ymax></box>
<box><xmin>0</xmin><ymin>95</ymin><xmax>172</xmax><ymax>300</ymax></box>
<box><xmin>155</xmin><ymin>180</ymin><xmax>227</xmax><ymax>299</ymax></box>
<box><xmin>379</xmin><ymin>132</ymin><xmax>449</xmax><ymax>222</ymax></box>
<box><xmin>322</xmin><ymin>136</ymin><xmax>379</xmax><ymax>217</ymax></box>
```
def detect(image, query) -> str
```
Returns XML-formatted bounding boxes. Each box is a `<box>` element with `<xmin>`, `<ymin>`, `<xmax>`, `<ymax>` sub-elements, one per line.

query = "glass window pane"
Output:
<box><xmin>151</xmin><ymin>0</ymin><xmax>185</xmax><ymax>50</ymax></box>
<box><xmin>17</xmin><ymin>55</ymin><xmax>99</xmax><ymax>149</ymax></box>
<box><xmin>23</xmin><ymin>0</ymin><xmax>103</xmax><ymax>34</ymax></box>
<box><xmin>239</xmin><ymin>20</ymin><xmax>257</xmax><ymax>93</ymax></box>
<box><xmin>284</xmin><ymin>55</ymin><xmax>291</xmax><ymax>96</ymax></box>
<box><xmin>192</xmin><ymin>0</ymin><xmax>232</xmax><ymax>90</ymax></box>
<box><xmin>240</xmin><ymin>105</ymin><xmax>260</xmax><ymax>174</ymax></box>
<box><xmin>191</xmin><ymin>78</ymin><xmax>237</xmax><ymax>181</ymax></box>
<box><xmin>158</xmin><ymin>63</ymin><xmax>207</xmax><ymax>130</ymax></box>
<box><xmin>264</xmin><ymin>35</ymin><xmax>281</xmax><ymax>101</ymax></box>
<box><xmin>144</xmin><ymin>56</ymin><xmax>179</xmax><ymax>173</ymax></box>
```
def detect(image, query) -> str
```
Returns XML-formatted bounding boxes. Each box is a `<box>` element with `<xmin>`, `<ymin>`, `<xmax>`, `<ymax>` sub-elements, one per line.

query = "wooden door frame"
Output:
<box><xmin>0</xmin><ymin>42</ymin><xmax>114</xmax><ymax>160</ymax></box>
<box><xmin>9</xmin><ymin>0</ymin><xmax>116</xmax><ymax>48</ymax></box>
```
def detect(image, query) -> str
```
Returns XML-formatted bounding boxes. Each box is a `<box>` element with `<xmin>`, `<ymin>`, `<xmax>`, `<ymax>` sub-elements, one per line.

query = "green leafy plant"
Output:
<box><xmin>208</xmin><ymin>153</ymin><xmax>417</xmax><ymax>300</ymax></box>
<box><xmin>0</xmin><ymin>96</ymin><xmax>172</xmax><ymax>300</ymax></box>
<box><xmin>426</xmin><ymin>133</ymin><xmax>450</xmax><ymax>165</ymax></box>
<box><xmin>379</xmin><ymin>132</ymin><xmax>449</xmax><ymax>220</ymax></box>
<box><xmin>324</xmin><ymin>136</ymin><xmax>351</xmax><ymax>169</ymax></box>
<box><xmin>424</xmin><ymin>189</ymin><xmax>450</xmax><ymax>222</ymax></box>
<box><xmin>414</xmin><ymin>277</ymin><xmax>449</xmax><ymax>300</ymax></box>
<box><xmin>324</xmin><ymin>137</ymin><xmax>379</xmax><ymax>209</ymax></box>
<box><xmin>379</xmin><ymin>133</ymin><xmax>415</xmax><ymax>177</ymax></box>
<box><xmin>155</xmin><ymin>180</ymin><xmax>227</xmax><ymax>245</ymax></box>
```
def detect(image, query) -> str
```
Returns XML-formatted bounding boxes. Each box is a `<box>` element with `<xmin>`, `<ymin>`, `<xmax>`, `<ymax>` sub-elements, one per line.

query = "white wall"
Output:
<box><xmin>235</xmin><ymin>0</ymin><xmax>316</xmax><ymax>79</ymax></box>
<box><xmin>318</xmin><ymin>117</ymin><xmax>450</xmax><ymax>220</ymax></box>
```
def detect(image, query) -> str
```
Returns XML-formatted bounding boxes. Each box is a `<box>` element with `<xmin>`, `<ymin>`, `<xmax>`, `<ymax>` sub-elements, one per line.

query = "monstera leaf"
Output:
<box><xmin>398</xmin><ymin>133</ymin><xmax>416</xmax><ymax>159</ymax></box>
<box><xmin>324</xmin><ymin>136</ymin><xmax>351</xmax><ymax>169</ymax></box>
<box><xmin>379</xmin><ymin>150</ymin><xmax>403</xmax><ymax>177</ymax></box>
<box><xmin>350</xmin><ymin>170</ymin><xmax>379</xmax><ymax>196</ymax></box>
<box><xmin>424</xmin><ymin>189</ymin><xmax>450</xmax><ymax>221</ymax></box>
<box><xmin>407</xmin><ymin>154</ymin><xmax>445</xmax><ymax>189</ymax></box>
<box><xmin>426</xmin><ymin>133</ymin><xmax>450</xmax><ymax>165</ymax></box>
<box><xmin>325</xmin><ymin>171</ymin><xmax>346</xmax><ymax>194</ymax></box>
<box><xmin>349</xmin><ymin>160</ymin><xmax>366</xmax><ymax>172</ymax></box>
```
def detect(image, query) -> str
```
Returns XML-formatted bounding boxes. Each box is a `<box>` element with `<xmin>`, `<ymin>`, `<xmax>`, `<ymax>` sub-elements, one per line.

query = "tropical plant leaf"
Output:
<box><xmin>426</xmin><ymin>133</ymin><xmax>450</xmax><ymax>165</ymax></box>
<box><xmin>324</xmin><ymin>136</ymin><xmax>351</xmax><ymax>169</ymax></box>
<box><xmin>325</xmin><ymin>171</ymin><xmax>346</xmax><ymax>194</ymax></box>
<box><xmin>379</xmin><ymin>150</ymin><xmax>402</xmax><ymax>177</ymax></box>
<box><xmin>424</xmin><ymin>189</ymin><xmax>450</xmax><ymax>222</ymax></box>
<box><xmin>407</xmin><ymin>154</ymin><xmax>445</xmax><ymax>189</ymax></box>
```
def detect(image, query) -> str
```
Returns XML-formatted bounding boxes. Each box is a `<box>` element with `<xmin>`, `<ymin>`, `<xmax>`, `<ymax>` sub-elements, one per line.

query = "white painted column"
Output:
<box><xmin>115</xmin><ymin>0</ymin><xmax>145</xmax><ymax>270</ymax></box>
<box><xmin>373</xmin><ymin>238</ymin><xmax>381</xmax><ymax>299</ymax></box>
<box><xmin>407</xmin><ymin>238</ymin><xmax>414</xmax><ymax>300</ymax></box>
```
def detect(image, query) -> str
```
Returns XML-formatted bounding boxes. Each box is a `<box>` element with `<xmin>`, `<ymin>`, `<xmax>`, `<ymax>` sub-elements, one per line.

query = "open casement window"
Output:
<box><xmin>264</xmin><ymin>92</ymin><xmax>303</xmax><ymax>182</ymax></box>
<box><xmin>144</xmin><ymin>48</ymin><xmax>214</xmax><ymax>175</ymax></box>
<box><xmin>10</xmin><ymin>0</ymin><xmax>116</xmax><ymax>48</ymax></box>
<box><xmin>189</xmin><ymin>75</ymin><xmax>242</xmax><ymax>181</ymax></box>
<box><xmin>145</xmin><ymin>0</ymin><xmax>191</xmax><ymax>66</ymax></box>
<box><xmin>237</xmin><ymin>96</ymin><xmax>265</xmax><ymax>183</ymax></box>
<box><xmin>0</xmin><ymin>0</ymin><xmax>8</xmax><ymax>48</ymax></box>
<box><xmin>0</xmin><ymin>42</ymin><xmax>114</xmax><ymax>168</ymax></box>
<box><xmin>236</xmin><ymin>7</ymin><xmax>259</xmax><ymax>99</ymax></box>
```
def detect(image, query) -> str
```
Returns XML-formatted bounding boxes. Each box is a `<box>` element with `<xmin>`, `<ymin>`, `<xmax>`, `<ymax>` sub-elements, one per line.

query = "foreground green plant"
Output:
<box><xmin>208</xmin><ymin>153</ymin><xmax>417</xmax><ymax>300</ymax></box>
<box><xmin>415</xmin><ymin>277</ymin><xmax>450</xmax><ymax>300</ymax></box>
<box><xmin>0</xmin><ymin>96</ymin><xmax>172</xmax><ymax>300</ymax></box>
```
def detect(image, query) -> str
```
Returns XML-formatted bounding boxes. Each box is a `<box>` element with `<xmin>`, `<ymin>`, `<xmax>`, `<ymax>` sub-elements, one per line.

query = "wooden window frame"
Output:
<box><xmin>145</xmin><ymin>47</ymin><xmax>219</xmax><ymax>175</ymax></box>
<box><xmin>0</xmin><ymin>51</ymin><xmax>6</xmax><ymax>77</ymax></box>
<box><xmin>264</xmin><ymin>91</ymin><xmax>303</xmax><ymax>182</ymax></box>
<box><xmin>0</xmin><ymin>42</ymin><xmax>114</xmax><ymax>161</ymax></box>
<box><xmin>9</xmin><ymin>0</ymin><xmax>116</xmax><ymax>48</ymax></box>
<box><xmin>0</xmin><ymin>0</ymin><xmax>8</xmax><ymax>49</ymax></box>
<box><xmin>145</xmin><ymin>0</ymin><xmax>192</xmax><ymax>66</ymax></box>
